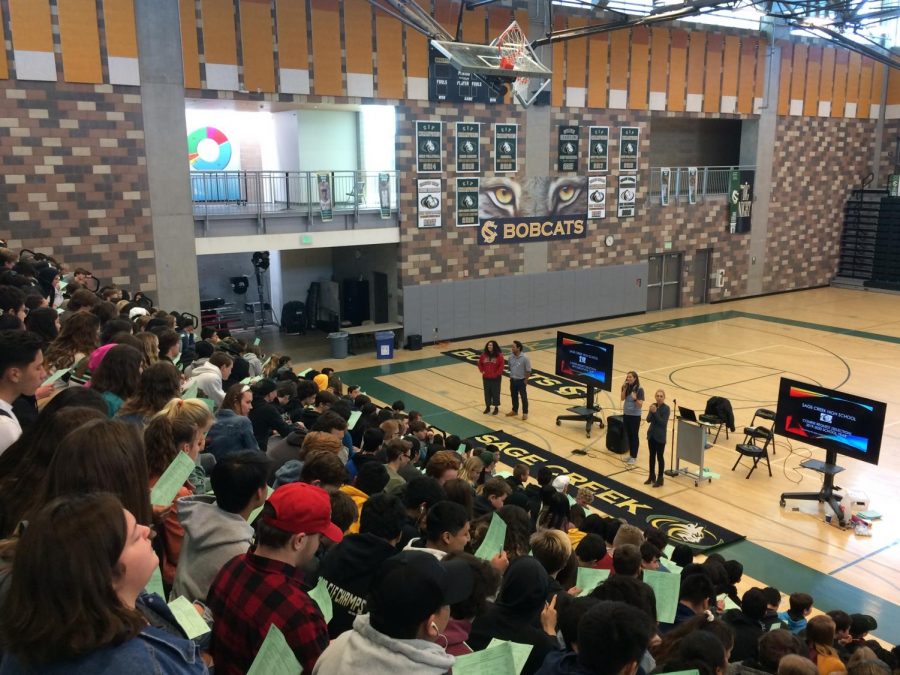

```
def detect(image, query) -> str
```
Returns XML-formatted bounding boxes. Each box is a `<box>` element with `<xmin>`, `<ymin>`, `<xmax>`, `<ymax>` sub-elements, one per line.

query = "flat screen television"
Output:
<box><xmin>773</xmin><ymin>378</ymin><xmax>886</xmax><ymax>466</ymax></box>
<box><xmin>555</xmin><ymin>332</ymin><xmax>614</xmax><ymax>392</ymax></box>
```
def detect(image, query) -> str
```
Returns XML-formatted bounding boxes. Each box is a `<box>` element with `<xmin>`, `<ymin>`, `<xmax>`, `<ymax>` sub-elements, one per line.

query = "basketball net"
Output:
<box><xmin>491</xmin><ymin>21</ymin><xmax>550</xmax><ymax>107</ymax></box>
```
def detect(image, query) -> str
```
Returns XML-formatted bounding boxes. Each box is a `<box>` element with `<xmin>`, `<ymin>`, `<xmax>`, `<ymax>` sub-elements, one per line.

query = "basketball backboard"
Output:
<box><xmin>429</xmin><ymin>40</ymin><xmax>552</xmax><ymax>80</ymax></box>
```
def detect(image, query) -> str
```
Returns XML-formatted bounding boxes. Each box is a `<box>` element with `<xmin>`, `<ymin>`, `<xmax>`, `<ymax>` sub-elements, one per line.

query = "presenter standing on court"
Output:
<box><xmin>506</xmin><ymin>340</ymin><xmax>532</xmax><ymax>420</ymax></box>
<box><xmin>620</xmin><ymin>371</ymin><xmax>645</xmax><ymax>465</ymax></box>
<box><xmin>644</xmin><ymin>389</ymin><xmax>670</xmax><ymax>487</ymax></box>
<box><xmin>478</xmin><ymin>340</ymin><xmax>504</xmax><ymax>415</ymax></box>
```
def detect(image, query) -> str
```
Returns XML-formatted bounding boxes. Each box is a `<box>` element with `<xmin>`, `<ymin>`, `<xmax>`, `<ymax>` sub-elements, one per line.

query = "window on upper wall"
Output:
<box><xmin>360</xmin><ymin>105</ymin><xmax>397</xmax><ymax>173</ymax></box>
<box><xmin>649</xmin><ymin>118</ymin><xmax>744</xmax><ymax>168</ymax></box>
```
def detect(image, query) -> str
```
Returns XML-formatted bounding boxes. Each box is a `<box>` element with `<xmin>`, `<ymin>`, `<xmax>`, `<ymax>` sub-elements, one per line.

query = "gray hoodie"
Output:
<box><xmin>170</xmin><ymin>495</ymin><xmax>253</xmax><ymax>603</ymax></box>
<box><xmin>312</xmin><ymin>614</ymin><xmax>455</xmax><ymax>675</ymax></box>
<box><xmin>184</xmin><ymin>361</ymin><xmax>225</xmax><ymax>407</ymax></box>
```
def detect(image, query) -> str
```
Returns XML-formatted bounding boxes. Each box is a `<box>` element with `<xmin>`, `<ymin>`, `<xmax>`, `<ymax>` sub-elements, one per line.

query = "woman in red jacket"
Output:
<box><xmin>478</xmin><ymin>340</ymin><xmax>505</xmax><ymax>415</ymax></box>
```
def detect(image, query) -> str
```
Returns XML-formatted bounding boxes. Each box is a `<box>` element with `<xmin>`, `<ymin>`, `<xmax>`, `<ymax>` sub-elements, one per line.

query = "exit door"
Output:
<box><xmin>647</xmin><ymin>252</ymin><xmax>682</xmax><ymax>311</ymax></box>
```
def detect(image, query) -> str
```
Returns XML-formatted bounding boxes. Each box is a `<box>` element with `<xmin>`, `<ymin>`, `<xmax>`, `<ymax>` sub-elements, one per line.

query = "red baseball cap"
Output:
<box><xmin>263</xmin><ymin>483</ymin><xmax>343</xmax><ymax>543</ymax></box>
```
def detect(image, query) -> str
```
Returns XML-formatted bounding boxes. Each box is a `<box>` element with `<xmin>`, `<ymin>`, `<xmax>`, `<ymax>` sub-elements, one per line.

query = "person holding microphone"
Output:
<box><xmin>620</xmin><ymin>371</ymin><xmax>645</xmax><ymax>465</ymax></box>
<box><xmin>644</xmin><ymin>389</ymin><xmax>670</xmax><ymax>487</ymax></box>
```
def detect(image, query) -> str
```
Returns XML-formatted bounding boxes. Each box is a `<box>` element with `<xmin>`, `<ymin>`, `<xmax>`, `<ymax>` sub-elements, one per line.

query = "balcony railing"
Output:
<box><xmin>646</xmin><ymin>166</ymin><xmax>756</xmax><ymax>203</ymax></box>
<box><xmin>190</xmin><ymin>170</ymin><xmax>399</xmax><ymax>222</ymax></box>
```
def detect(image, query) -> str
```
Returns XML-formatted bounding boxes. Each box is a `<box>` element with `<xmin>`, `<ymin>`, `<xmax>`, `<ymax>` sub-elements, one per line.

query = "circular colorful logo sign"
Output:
<box><xmin>645</xmin><ymin>515</ymin><xmax>725</xmax><ymax>550</ymax></box>
<box><xmin>187</xmin><ymin>126</ymin><xmax>232</xmax><ymax>170</ymax></box>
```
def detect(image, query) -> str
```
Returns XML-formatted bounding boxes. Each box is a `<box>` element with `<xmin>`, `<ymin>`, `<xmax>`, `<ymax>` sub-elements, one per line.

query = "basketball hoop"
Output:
<box><xmin>491</xmin><ymin>20</ymin><xmax>551</xmax><ymax>107</ymax></box>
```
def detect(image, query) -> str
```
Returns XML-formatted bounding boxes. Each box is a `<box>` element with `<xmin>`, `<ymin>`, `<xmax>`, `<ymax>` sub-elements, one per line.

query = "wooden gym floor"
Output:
<box><xmin>270</xmin><ymin>286</ymin><xmax>900</xmax><ymax>644</ymax></box>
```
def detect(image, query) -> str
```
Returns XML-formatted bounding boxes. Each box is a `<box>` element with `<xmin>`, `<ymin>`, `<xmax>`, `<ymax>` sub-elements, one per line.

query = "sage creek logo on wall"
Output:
<box><xmin>477</xmin><ymin>176</ymin><xmax>588</xmax><ymax>245</ymax></box>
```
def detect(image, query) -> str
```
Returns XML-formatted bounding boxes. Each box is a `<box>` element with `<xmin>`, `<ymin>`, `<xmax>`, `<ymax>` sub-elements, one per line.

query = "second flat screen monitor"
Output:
<box><xmin>555</xmin><ymin>331</ymin><xmax>614</xmax><ymax>392</ymax></box>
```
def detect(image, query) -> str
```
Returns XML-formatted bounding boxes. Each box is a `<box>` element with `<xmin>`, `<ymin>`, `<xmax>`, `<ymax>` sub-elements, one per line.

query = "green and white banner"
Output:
<box><xmin>416</xmin><ymin>121</ymin><xmax>442</xmax><ymax>173</ymax></box>
<box><xmin>494</xmin><ymin>124</ymin><xmax>518</xmax><ymax>173</ymax></box>
<box><xmin>317</xmin><ymin>173</ymin><xmax>333</xmax><ymax>222</ymax></box>
<box><xmin>728</xmin><ymin>169</ymin><xmax>754</xmax><ymax>234</ymax></box>
<box><xmin>619</xmin><ymin>127</ymin><xmax>640</xmax><ymax>172</ymax></box>
<box><xmin>588</xmin><ymin>126</ymin><xmax>609</xmax><ymax>173</ymax></box>
<box><xmin>456</xmin><ymin>177</ymin><xmax>480</xmax><ymax>227</ymax></box>
<box><xmin>889</xmin><ymin>174</ymin><xmax>900</xmax><ymax>196</ymax></box>
<box><xmin>688</xmin><ymin>167</ymin><xmax>698</xmax><ymax>204</ymax></box>
<box><xmin>456</xmin><ymin>122</ymin><xmax>480</xmax><ymax>173</ymax></box>
<box><xmin>378</xmin><ymin>172</ymin><xmax>391</xmax><ymax>219</ymax></box>
<box><xmin>588</xmin><ymin>176</ymin><xmax>606</xmax><ymax>220</ymax></box>
<box><xmin>617</xmin><ymin>175</ymin><xmax>637</xmax><ymax>218</ymax></box>
<box><xmin>417</xmin><ymin>178</ymin><xmax>442</xmax><ymax>228</ymax></box>
<box><xmin>660</xmin><ymin>167</ymin><xmax>671</xmax><ymax>206</ymax></box>
<box><xmin>557</xmin><ymin>125</ymin><xmax>580</xmax><ymax>172</ymax></box>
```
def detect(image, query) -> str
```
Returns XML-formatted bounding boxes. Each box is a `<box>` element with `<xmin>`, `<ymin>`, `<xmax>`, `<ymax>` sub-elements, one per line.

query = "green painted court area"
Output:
<box><xmin>340</xmin><ymin>310</ymin><xmax>900</xmax><ymax>645</ymax></box>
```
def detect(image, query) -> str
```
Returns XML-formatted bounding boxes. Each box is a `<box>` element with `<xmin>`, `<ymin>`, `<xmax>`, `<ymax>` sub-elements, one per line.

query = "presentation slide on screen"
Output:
<box><xmin>780</xmin><ymin>385</ymin><xmax>877</xmax><ymax>454</ymax></box>
<box><xmin>557</xmin><ymin>336</ymin><xmax>610</xmax><ymax>386</ymax></box>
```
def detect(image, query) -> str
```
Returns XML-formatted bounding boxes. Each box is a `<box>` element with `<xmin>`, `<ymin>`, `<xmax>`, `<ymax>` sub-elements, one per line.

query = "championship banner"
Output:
<box><xmin>416</xmin><ymin>121</ymin><xmax>442</xmax><ymax>173</ymax></box>
<box><xmin>494</xmin><ymin>124</ymin><xmax>518</xmax><ymax>173</ymax></box>
<box><xmin>378</xmin><ymin>172</ymin><xmax>391</xmax><ymax>219</ymax></box>
<box><xmin>442</xmin><ymin>348</ymin><xmax>587</xmax><ymax>399</ymax></box>
<box><xmin>660</xmin><ymin>167</ymin><xmax>671</xmax><ymax>206</ymax></box>
<box><xmin>417</xmin><ymin>178</ymin><xmax>442</xmax><ymax>228</ymax></box>
<box><xmin>456</xmin><ymin>122</ymin><xmax>480</xmax><ymax>173</ymax></box>
<box><xmin>477</xmin><ymin>176</ymin><xmax>587</xmax><ymax>245</ymax></box>
<box><xmin>455</xmin><ymin>177</ymin><xmax>479</xmax><ymax>227</ymax></box>
<box><xmin>617</xmin><ymin>175</ymin><xmax>637</xmax><ymax>218</ymax></box>
<box><xmin>588</xmin><ymin>126</ymin><xmax>609</xmax><ymax>173</ymax></box>
<box><xmin>889</xmin><ymin>174</ymin><xmax>900</xmax><ymax>197</ymax></box>
<box><xmin>588</xmin><ymin>176</ymin><xmax>606</xmax><ymax>220</ymax></box>
<box><xmin>469</xmin><ymin>430</ymin><xmax>745</xmax><ymax>550</ymax></box>
<box><xmin>557</xmin><ymin>125</ymin><xmax>580</xmax><ymax>172</ymax></box>
<box><xmin>317</xmin><ymin>173</ymin><xmax>333</xmax><ymax>222</ymax></box>
<box><xmin>619</xmin><ymin>127</ymin><xmax>640</xmax><ymax>172</ymax></box>
<box><xmin>728</xmin><ymin>169</ymin><xmax>754</xmax><ymax>234</ymax></box>
<box><xmin>688</xmin><ymin>167</ymin><xmax>698</xmax><ymax>204</ymax></box>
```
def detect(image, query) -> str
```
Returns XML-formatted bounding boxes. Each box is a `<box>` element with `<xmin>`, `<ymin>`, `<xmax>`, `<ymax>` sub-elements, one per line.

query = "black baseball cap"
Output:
<box><xmin>370</xmin><ymin>551</ymin><xmax>473</xmax><ymax>625</ymax></box>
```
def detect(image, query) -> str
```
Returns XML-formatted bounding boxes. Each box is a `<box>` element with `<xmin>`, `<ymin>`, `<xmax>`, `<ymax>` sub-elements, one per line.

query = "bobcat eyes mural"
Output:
<box><xmin>477</xmin><ymin>176</ymin><xmax>588</xmax><ymax>245</ymax></box>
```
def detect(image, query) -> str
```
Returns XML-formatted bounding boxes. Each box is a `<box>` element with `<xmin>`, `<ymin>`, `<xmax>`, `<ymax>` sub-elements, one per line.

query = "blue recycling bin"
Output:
<box><xmin>375</xmin><ymin>330</ymin><xmax>395</xmax><ymax>359</ymax></box>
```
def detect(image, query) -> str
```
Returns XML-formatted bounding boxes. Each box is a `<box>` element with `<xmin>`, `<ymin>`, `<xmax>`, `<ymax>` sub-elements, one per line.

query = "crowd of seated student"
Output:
<box><xmin>0</xmin><ymin>243</ymin><xmax>898</xmax><ymax>673</ymax></box>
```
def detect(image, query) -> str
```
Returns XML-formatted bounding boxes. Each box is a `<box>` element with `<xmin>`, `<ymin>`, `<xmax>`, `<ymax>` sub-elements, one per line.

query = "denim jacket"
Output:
<box><xmin>0</xmin><ymin>626</ymin><xmax>207</xmax><ymax>674</ymax></box>
<box><xmin>205</xmin><ymin>409</ymin><xmax>259</xmax><ymax>460</ymax></box>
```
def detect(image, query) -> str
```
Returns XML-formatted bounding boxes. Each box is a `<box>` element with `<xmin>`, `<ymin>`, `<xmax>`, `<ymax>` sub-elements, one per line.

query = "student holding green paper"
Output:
<box><xmin>0</xmin><ymin>493</ymin><xmax>207</xmax><ymax>674</ymax></box>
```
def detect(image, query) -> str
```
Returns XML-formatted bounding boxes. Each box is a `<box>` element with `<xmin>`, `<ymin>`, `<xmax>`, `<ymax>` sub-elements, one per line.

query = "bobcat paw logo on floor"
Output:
<box><xmin>646</xmin><ymin>515</ymin><xmax>724</xmax><ymax>550</ymax></box>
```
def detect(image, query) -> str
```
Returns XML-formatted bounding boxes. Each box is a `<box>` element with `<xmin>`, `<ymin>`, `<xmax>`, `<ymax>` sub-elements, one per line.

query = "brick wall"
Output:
<box><xmin>0</xmin><ymin>80</ymin><xmax>155</xmax><ymax>291</ymax></box>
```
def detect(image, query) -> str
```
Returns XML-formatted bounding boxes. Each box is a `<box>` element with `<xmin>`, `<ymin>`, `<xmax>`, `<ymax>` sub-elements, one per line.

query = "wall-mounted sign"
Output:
<box><xmin>617</xmin><ymin>175</ymin><xmax>637</xmax><ymax>218</ymax></box>
<box><xmin>417</xmin><ymin>179</ymin><xmax>442</xmax><ymax>228</ymax></box>
<box><xmin>557</xmin><ymin>125</ymin><xmax>580</xmax><ymax>172</ymax></box>
<box><xmin>619</xmin><ymin>127</ymin><xmax>640</xmax><ymax>172</ymax></box>
<box><xmin>416</xmin><ymin>121</ymin><xmax>442</xmax><ymax>173</ymax></box>
<box><xmin>456</xmin><ymin>177</ymin><xmax>480</xmax><ymax>227</ymax></box>
<box><xmin>456</xmin><ymin>122</ymin><xmax>480</xmax><ymax>173</ymax></box>
<box><xmin>588</xmin><ymin>126</ymin><xmax>609</xmax><ymax>173</ymax></box>
<box><xmin>494</xmin><ymin>124</ymin><xmax>518</xmax><ymax>173</ymax></box>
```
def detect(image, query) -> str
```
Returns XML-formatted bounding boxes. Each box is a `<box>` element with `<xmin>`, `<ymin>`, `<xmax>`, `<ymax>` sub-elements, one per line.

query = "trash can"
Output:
<box><xmin>328</xmin><ymin>331</ymin><xmax>349</xmax><ymax>359</ymax></box>
<box><xmin>375</xmin><ymin>330</ymin><xmax>395</xmax><ymax>359</ymax></box>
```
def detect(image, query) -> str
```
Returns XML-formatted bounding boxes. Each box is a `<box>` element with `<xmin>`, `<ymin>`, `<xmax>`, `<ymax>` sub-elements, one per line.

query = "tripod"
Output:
<box><xmin>252</xmin><ymin>265</ymin><xmax>268</xmax><ymax>332</ymax></box>
<box><xmin>664</xmin><ymin>398</ymin><xmax>680</xmax><ymax>477</ymax></box>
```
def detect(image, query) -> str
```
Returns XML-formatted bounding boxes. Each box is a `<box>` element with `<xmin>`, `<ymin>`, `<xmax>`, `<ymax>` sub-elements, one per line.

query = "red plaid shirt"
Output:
<box><xmin>207</xmin><ymin>552</ymin><xmax>329</xmax><ymax>674</ymax></box>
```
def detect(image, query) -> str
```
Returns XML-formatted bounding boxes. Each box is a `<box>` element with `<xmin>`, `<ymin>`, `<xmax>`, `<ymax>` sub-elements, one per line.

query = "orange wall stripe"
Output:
<box><xmin>8</xmin><ymin>0</ymin><xmax>53</xmax><ymax>53</ymax></box>
<box><xmin>831</xmin><ymin>49</ymin><xmax>848</xmax><ymax>117</ymax></box>
<box><xmin>721</xmin><ymin>35</ymin><xmax>740</xmax><ymax>99</ymax></box>
<box><xmin>857</xmin><ymin>58</ymin><xmax>873</xmax><ymax>118</ymax></box>
<box><xmin>344</xmin><ymin>0</ymin><xmax>374</xmax><ymax>75</ymax></box>
<box><xmin>887</xmin><ymin>61</ymin><xmax>900</xmax><ymax>106</ymax></box>
<box><xmin>405</xmin><ymin>25</ymin><xmax>429</xmax><ymax>80</ymax></box>
<box><xmin>648</xmin><ymin>28</ymin><xmax>668</xmax><ymax>95</ymax></box>
<box><xmin>736</xmin><ymin>38</ymin><xmax>756</xmax><ymax>114</ymax></box>
<box><xmin>434</xmin><ymin>0</ymin><xmax>459</xmax><ymax>38</ymax></box>
<box><xmin>180</xmin><ymin>0</ymin><xmax>201</xmax><ymax>89</ymax></box>
<box><xmin>803</xmin><ymin>46</ymin><xmax>821</xmax><ymax>116</ymax></box>
<box><xmin>240</xmin><ymin>0</ymin><xmax>276</xmax><ymax>92</ymax></box>
<box><xmin>686</xmin><ymin>31</ymin><xmax>705</xmax><ymax>97</ymax></box>
<box><xmin>57</xmin><ymin>0</ymin><xmax>103</xmax><ymax>83</ymax></box>
<box><xmin>0</xmin><ymin>2</ymin><xmax>9</xmax><ymax>79</ymax></box>
<box><xmin>587</xmin><ymin>33</ymin><xmax>609</xmax><ymax>109</ymax></box>
<box><xmin>789</xmin><ymin>43</ymin><xmax>807</xmax><ymax>111</ymax></box>
<box><xmin>514</xmin><ymin>9</ymin><xmax>528</xmax><ymax>39</ymax></box>
<box><xmin>310</xmin><ymin>0</ymin><xmax>343</xmax><ymax>96</ymax></box>
<box><xmin>754</xmin><ymin>39</ymin><xmax>767</xmax><ymax>103</ymax></box>
<box><xmin>487</xmin><ymin>5</ymin><xmax>511</xmax><ymax>40</ymax></box>
<box><xmin>777</xmin><ymin>42</ymin><xmax>792</xmax><ymax>115</ymax></box>
<box><xmin>818</xmin><ymin>47</ymin><xmax>835</xmax><ymax>111</ymax></box>
<box><xmin>201</xmin><ymin>0</ymin><xmax>238</xmax><ymax>66</ymax></box>
<box><xmin>375</xmin><ymin>11</ymin><xmax>403</xmax><ymax>98</ymax></box>
<box><xmin>567</xmin><ymin>17</ymin><xmax>588</xmax><ymax>95</ymax></box>
<box><xmin>103</xmin><ymin>0</ymin><xmax>138</xmax><ymax>58</ymax></box>
<box><xmin>845</xmin><ymin>51</ymin><xmax>861</xmax><ymax>106</ymax></box>
<box><xmin>629</xmin><ymin>26</ymin><xmax>649</xmax><ymax>109</ymax></box>
<box><xmin>551</xmin><ymin>14</ymin><xmax>566</xmax><ymax>107</ymax></box>
<box><xmin>460</xmin><ymin>5</ymin><xmax>486</xmax><ymax>44</ymax></box>
<box><xmin>869</xmin><ymin>62</ymin><xmax>884</xmax><ymax>116</ymax></box>
<box><xmin>702</xmin><ymin>33</ymin><xmax>723</xmax><ymax>113</ymax></box>
<box><xmin>668</xmin><ymin>28</ymin><xmax>687</xmax><ymax>112</ymax></box>
<box><xmin>609</xmin><ymin>29</ymin><xmax>630</xmax><ymax>92</ymax></box>
<box><xmin>276</xmin><ymin>0</ymin><xmax>308</xmax><ymax>71</ymax></box>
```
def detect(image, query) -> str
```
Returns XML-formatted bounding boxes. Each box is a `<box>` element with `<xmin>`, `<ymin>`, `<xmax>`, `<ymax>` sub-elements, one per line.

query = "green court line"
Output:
<box><xmin>340</xmin><ymin>310</ymin><xmax>900</xmax><ymax>644</ymax></box>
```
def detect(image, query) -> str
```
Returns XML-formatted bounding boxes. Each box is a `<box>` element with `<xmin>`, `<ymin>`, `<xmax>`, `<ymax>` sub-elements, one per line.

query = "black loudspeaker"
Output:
<box><xmin>281</xmin><ymin>301</ymin><xmax>307</xmax><ymax>335</ymax></box>
<box><xmin>605</xmin><ymin>415</ymin><xmax>629</xmax><ymax>454</ymax></box>
<box><xmin>406</xmin><ymin>334</ymin><xmax>422</xmax><ymax>351</ymax></box>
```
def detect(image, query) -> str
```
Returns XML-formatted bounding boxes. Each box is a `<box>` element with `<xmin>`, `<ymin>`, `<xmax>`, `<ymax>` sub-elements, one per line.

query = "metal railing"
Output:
<box><xmin>646</xmin><ymin>166</ymin><xmax>756</xmax><ymax>203</ymax></box>
<box><xmin>190</xmin><ymin>170</ymin><xmax>399</xmax><ymax>222</ymax></box>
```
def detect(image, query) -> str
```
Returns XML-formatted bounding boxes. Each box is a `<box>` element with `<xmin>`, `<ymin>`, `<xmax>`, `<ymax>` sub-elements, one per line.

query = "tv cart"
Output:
<box><xmin>779</xmin><ymin>450</ymin><xmax>846</xmax><ymax>525</ymax></box>
<box><xmin>556</xmin><ymin>385</ymin><xmax>605</xmax><ymax>438</ymax></box>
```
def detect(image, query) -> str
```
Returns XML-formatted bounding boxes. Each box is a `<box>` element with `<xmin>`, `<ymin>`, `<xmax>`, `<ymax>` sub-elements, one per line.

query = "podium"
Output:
<box><xmin>674</xmin><ymin>418</ymin><xmax>712</xmax><ymax>487</ymax></box>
